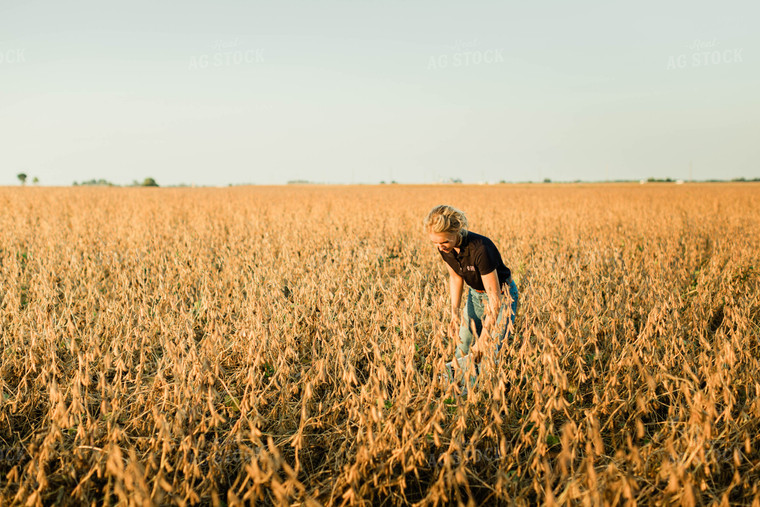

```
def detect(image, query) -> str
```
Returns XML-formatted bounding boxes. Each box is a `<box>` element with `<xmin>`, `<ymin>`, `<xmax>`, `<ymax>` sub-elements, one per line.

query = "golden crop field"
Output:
<box><xmin>1</xmin><ymin>183</ymin><xmax>759</xmax><ymax>506</ymax></box>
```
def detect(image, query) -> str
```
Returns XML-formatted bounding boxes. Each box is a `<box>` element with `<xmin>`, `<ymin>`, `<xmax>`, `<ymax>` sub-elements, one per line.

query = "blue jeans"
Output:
<box><xmin>456</xmin><ymin>279</ymin><xmax>518</xmax><ymax>360</ymax></box>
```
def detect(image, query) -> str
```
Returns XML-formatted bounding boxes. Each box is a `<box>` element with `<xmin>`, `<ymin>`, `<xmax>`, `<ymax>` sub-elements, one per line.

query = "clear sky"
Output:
<box><xmin>1</xmin><ymin>0</ymin><xmax>758</xmax><ymax>186</ymax></box>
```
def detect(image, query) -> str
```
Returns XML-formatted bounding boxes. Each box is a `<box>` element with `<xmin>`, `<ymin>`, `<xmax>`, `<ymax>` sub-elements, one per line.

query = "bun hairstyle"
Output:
<box><xmin>423</xmin><ymin>205</ymin><xmax>469</xmax><ymax>243</ymax></box>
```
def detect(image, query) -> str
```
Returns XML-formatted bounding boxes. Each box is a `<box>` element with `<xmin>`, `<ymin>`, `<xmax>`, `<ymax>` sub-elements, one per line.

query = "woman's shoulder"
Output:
<box><xmin>465</xmin><ymin>231</ymin><xmax>500</xmax><ymax>253</ymax></box>
<box><xmin>466</xmin><ymin>231</ymin><xmax>493</xmax><ymax>244</ymax></box>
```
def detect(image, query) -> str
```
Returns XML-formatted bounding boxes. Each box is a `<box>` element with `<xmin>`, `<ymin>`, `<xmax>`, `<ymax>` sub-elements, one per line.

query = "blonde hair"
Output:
<box><xmin>423</xmin><ymin>205</ymin><xmax>469</xmax><ymax>240</ymax></box>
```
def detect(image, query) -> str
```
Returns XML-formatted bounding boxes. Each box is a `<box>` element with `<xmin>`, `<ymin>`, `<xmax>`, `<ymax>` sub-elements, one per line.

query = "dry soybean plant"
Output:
<box><xmin>1</xmin><ymin>183</ymin><xmax>759</xmax><ymax>505</ymax></box>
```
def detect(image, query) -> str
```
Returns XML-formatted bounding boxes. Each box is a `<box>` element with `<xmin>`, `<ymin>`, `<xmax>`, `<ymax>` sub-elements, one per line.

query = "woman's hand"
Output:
<box><xmin>448</xmin><ymin>315</ymin><xmax>461</xmax><ymax>340</ymax></box>
<box><xmin>471</xmin><ymin>342</ymin><xmax>484</xmax><ymax>363</ymax></box>
<box><xmin>482</xmin><ymin>313</ymin><xmax>494</xmax><ymax>333</ymax></box>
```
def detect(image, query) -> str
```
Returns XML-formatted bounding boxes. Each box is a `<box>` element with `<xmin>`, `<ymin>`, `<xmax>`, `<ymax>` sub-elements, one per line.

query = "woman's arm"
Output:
<box><xmin>481</xmin><ymin>269</ymin><xmax>502</xmax><ymax>324</ymax></box>
<box><xmin>445</xmin><ymin>262</ymin><xmax>464</xmax><ymax>338</ymax></box>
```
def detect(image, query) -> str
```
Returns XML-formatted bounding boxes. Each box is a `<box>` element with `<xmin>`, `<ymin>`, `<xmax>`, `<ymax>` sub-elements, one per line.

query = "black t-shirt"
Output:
<box><xmin>439</xmin><ymin>231</ymin><xmax>511</xmax><ymax>291</ymax></box>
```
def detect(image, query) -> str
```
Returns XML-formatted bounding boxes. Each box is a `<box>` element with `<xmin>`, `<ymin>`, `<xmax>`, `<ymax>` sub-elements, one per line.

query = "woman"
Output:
<box><xmin>424</xmin><ymin>205</ymin><xmax>518</xmax><ymax>364</ymax></box>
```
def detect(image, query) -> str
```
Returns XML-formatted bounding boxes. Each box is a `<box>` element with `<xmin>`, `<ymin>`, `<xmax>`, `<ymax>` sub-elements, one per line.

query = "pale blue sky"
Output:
<box><xmin>1</xmin><ymin>0</ymin><xmax>758</xmax><ymax>186</ymax></box>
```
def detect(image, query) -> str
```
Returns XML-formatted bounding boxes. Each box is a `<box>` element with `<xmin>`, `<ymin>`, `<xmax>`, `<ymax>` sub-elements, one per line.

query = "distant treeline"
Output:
<box><xmin>642</xmin><ymin>177</ymin><xmax>760</xmax><ymax>183</ymax></box>
<box><xmin>66</xmin><ymin>177</ymin><xmax>760</xmax><ymax>187</ymax></box>
<box><xmin>73</xmin><ymin>178</ymin><xmax>159</xmax><ymax>187</ymax></box>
